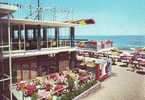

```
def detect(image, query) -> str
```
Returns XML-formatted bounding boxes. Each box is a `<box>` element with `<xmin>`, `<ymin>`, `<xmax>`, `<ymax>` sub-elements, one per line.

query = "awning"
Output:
<box><xmin>0</xmin><ymin>18</ymin><xmax>77</xmax><ymax>27</ymax></box>
<box><xmin>64</xmin><ymin>19</ymin><xmax>95</xmax><ymax>25</ymax></box>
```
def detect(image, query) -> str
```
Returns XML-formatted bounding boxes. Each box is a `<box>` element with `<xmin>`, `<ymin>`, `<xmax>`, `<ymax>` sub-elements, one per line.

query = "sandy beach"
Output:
<box><xmin>81</xmin><ymin>64</ymin><xmax>145</xmax><ymax>100</ymax></box>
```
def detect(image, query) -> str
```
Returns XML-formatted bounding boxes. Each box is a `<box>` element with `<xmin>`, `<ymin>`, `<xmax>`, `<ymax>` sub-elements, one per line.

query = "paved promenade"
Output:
<box><xmin>82</xmin><ymin>65</ymin><xmax>145</xmax><ymax>100</ymax></box>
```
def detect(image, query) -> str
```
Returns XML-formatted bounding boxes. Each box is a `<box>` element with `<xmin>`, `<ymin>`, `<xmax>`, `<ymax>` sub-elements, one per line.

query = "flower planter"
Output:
<box><xmin>73</xmin><ymin>81</ymin><xmax>101</xmax><ymax>100</ymax></box>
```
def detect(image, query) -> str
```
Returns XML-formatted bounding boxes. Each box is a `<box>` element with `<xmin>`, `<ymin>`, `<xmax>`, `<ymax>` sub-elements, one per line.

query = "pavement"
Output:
<box><xmin>81</xmin><ymin>64</ymin><xmax>145</xmax><ymax>100</ymax></box>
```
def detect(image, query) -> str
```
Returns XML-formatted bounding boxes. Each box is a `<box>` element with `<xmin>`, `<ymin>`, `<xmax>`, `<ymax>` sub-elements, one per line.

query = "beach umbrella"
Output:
<box><xmin>120</xmin><ymin>52</ymin><xmax>133</xmax><ymax>60</ymax></box>
<box><xmin>135</xmin><ymin>48</ymin><xmax>145</xmax><ymax>52</ymax></box>
<box><xmin>112</xmin><ymin>52</ymin><xmax>120</xmax><ymax>56</ymax></box>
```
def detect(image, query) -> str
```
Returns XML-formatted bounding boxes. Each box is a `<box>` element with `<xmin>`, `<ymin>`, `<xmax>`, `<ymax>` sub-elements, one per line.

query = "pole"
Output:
<box><xmin>8</xmin><ymin>14</ymin><xmax>13</xmax><ymax>100</ymax></box>
<box><xmin>38</xmin><ymin>0</ymin><xmax>40</xmax><ymax>20</ymax></box>
<box><xmin>70</xmin><ymin>27</ymin><xmax>75</xmax><ymax>47</ymax></box>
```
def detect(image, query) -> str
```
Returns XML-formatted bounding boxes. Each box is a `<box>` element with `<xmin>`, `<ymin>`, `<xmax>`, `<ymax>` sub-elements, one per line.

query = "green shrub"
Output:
<box><xmin>61</xmin><ymin>80</ymin><xmax>97</xmax><ymax>100</ymax></box>
<box><xmin>31</xmin><ymin>92</ymin><xmax>37</xmax><ymax>100</ymax></box>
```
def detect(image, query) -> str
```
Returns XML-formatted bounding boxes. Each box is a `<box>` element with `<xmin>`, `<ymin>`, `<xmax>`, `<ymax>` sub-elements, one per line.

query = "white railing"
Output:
<box><xmin>2</xmin><ymin>46</ymin><xmax>76</xmax><ymax>58</ymax></box>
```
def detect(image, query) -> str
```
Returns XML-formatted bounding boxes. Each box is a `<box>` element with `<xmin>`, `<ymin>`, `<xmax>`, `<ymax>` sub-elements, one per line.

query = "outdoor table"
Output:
<box><xmin>132</xmin><ymin>61</ymin><xmax>137</xmax><ymax>69</ymax></box>
<box><xmin>137</xmin><ymin>58</ymin><xmax>145</xmax><ymax>65</ymax></box>
<box><xmin>131</xmin><ymin>60</ymin><xmax>144</xmax><ymax>70</ymax></box>
<box><xmin>120</xmin><ymin>56</ymin><xmax>132</xmax><ymax>66</ymax></box>
<box><xmin>132</xmin><ymin>61</ymin><xmax>138</xmax><ymax>66</ymax></box>
<box><xmin>139</xmin><ymin>61</ymin><xmax>145</xmax><ymax>66</ymax></box>
<box><xmin>121</xmin><ymin>59</ymin><xmax>130</xmax><ymax>63</ymax></box>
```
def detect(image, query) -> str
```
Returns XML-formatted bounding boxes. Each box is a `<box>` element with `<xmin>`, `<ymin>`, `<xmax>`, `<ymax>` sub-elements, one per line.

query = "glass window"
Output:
<box><xmin>59</xmin><ymin>28</ymin><xmax>69</xmax><ymax>39</ymax></box>
<box><xmin>59</xmin><ymin>28</ymin><xmax>70</xmax><ymax>47</ymax></box>
<box><xmin>27</xmin><ymin>30</ymin><xmax>34</xmax><ymax>40</ymax></box>
<box><xmin>47</xmin><ymin>28</ymin><xmax>55</xmax><ymax>40</ymax></box>
<box><xmin>41</xmin><ymin>28</ymin><xmax>43</xmax><ymax>39</ymax></box>
<box><xmin>21</xmin><ymin>30</ymin><xmax>25</xmax><ymax>39</ymax></box>
<box><xmin>13</xmin><ymin>30</ymin><xmax>18</xmax><ymax>39</ymax></box>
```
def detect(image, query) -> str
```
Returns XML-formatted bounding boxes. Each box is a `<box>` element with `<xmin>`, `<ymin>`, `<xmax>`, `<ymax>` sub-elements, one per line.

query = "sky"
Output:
<box><xmin>3</xmin><ymin>0</ymin><xmax>145</xmax><ymax>36</ymax></box>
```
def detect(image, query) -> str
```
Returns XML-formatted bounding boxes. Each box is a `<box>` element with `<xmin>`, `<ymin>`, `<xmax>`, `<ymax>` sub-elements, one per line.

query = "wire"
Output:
<box><xmin>1</xmin><ymin>1</ymin><xmax>74</xmax><ymax>21</ymax></box>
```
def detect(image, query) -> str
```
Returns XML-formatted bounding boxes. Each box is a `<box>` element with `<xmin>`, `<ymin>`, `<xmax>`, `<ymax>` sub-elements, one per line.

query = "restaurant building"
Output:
<box><xmin>0</xmin><ymin>4</ymin><xmax>77</xmax><ymax>100</ymax></box>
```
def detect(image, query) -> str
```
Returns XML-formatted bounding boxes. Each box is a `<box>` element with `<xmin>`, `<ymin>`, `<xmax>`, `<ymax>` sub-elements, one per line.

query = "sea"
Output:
<box><xmin>75</xmin><ymin>35</ymin><xmax>145</xmax><ymax>50</ymax></box>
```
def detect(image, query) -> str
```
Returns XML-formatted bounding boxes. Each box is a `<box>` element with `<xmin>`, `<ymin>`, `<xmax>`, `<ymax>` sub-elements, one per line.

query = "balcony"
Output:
<box><xmin>0</xmin><ymin>18</ymin><xmax>75</xmax><ymax>59</ymax></box>
<box><xmin>2</xmin><ymin>46</ymin><xmax>76</xmax><ymax>58</ymax></box>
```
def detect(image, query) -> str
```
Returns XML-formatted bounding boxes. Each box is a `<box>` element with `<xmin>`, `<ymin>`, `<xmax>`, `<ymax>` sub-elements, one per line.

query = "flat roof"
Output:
<box><xmin>0</xmin><ymin>4</ymin><xmax>18</xmax><ymax>17</ymax></box>
<box><xmin>0</xmin><ymin>18</ymin><xmax>77</xmax><ymax>27</ymax></box>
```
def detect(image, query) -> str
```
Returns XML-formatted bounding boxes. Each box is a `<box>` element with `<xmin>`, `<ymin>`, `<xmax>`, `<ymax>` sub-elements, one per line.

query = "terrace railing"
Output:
<box><xmin>1</xmin><ymin>40</ymin><xmax>72</xmax><ymax>53</ymax></box>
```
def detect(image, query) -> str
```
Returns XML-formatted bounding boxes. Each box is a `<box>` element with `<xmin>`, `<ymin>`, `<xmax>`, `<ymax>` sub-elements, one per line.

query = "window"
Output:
<box><xmin>21</xmin><ymin>30</ymin><xmax>25</xmax><ymax>39</ymax></box>
<box><xmin>41</xmin><ymin>28</ymin><xmax>43</xmax><ymax>39</ymax></box>
<box><xmin>59</xmin><ymin>28</ymin><xmax>69</xmax><ymax>39</ymax></box>
<box><xmin>59</xmin><ymin>28</ymin><xmax>70</xmax><ymax>47</ymax></box>
<box><xmin>27</xmin><ymin>30</ymin><xmax>34</xmax><ymax>40</ymax></box>
<box><xmin>13</xmin><ymin>30</ymin><xmax>18</xmax><ymax>39</ymax></box>
<box><xmin>47</xmin><ymin>28</ymin><xmax>55</xmax><ymax>40</ymax></box>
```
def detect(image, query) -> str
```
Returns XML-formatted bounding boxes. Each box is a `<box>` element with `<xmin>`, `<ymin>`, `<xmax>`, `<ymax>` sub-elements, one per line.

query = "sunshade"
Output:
<box><xmin>64</xmin><ymin>19</ymin><xmax>95</xmax><ymax>25</ymax></box>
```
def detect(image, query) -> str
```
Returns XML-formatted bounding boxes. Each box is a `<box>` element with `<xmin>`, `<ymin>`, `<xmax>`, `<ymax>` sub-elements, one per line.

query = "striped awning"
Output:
<box><xmin>64</xmin><ymin>19</ymin><xmax>95</xmax><ymax>25</ymax></box>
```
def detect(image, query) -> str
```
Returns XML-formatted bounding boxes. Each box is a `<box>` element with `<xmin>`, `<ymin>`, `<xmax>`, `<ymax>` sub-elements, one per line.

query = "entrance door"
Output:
<box><xmin>16</xmin><ymin>63</ymin><xmax>30</xmax><ymax>82</ymax></box>
<box><xmin>14</xmin><ymin>61</ymin><xmax>38</xmax><ymax>82</ymax></box>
